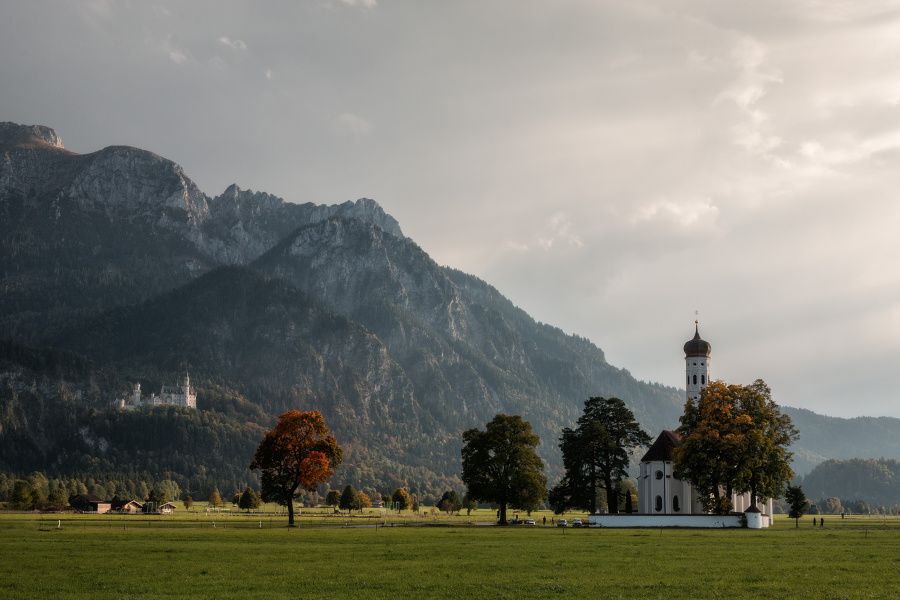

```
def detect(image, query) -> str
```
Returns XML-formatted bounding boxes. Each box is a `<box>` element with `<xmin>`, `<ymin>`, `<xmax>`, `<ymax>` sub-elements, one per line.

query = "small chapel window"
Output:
<box><xmin>655</xmin><ymin>470</ymin><xmax>663</xmax><ymax>480</ymax></box>
<box><xmin>693</xmin><ymin>375</ymin><xmax>697</xmax><ymax>385</ymax></box>
<box><xmin>701</xmin><ymin>375</ymin><xmax>705</xmax><ymax>384</ymax></box>
<box><xmin>673</xmin><ymin>496</ymin><xmax>681</xmax><ymax>512</ymax></box>
<box><xmin>655</xmin><ymin>495</ymin><xmax>663</xmax><ymax>512</ymax></box>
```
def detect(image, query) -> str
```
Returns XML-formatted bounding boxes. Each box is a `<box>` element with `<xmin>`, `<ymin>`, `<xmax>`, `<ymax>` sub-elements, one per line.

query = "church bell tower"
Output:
<box><xmin>684</xmin><ymin>319</ymin><xmax>711</xmax><ymax>401</ymax></box>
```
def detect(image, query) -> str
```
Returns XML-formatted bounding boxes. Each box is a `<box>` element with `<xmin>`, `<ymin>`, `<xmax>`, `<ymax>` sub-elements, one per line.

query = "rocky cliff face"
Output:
<box><xmin>7</xmin><ymin>121</ymin><xmax>884</xmax><ymax>494</ymax></box>
<box><xmin>0</xmin><ymin>121</ymin><xmax>688</xmax><ymax>492</ymax></box>
<box><xmin>0</xmin><ymin>122</ymin><xmax>409</xmax><ymax>339</ymax></box>
<box><xmin>252</xmin><ymin>216</ymin><xmax>691</xmax><ymax>460</ymax></box>
<box><xmin>201</xmin><ymin>185</ymin><xmax>404</xmax><ymax>265</ymax></box>
<box><xmin>0</xmin><ymin>122</ymin><xmax>65</xmax><ymax>149</ymax></box>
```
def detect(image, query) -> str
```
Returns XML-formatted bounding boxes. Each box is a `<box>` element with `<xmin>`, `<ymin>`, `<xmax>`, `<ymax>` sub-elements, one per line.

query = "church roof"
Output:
<box><xmin>640</xmin><ymin>430</ymin><xmax>681</xmax><ymax>462</ymax></box>
<box><xmin>683</xmin><ymin>322</ymin><xmax>711</xmax><ymax>357</ymax></box>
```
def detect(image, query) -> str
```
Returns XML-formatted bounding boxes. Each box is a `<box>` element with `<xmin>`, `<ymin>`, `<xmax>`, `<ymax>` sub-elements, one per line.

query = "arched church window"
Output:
<box><xmin>693</xmin><ymin>374</ymin><xmax>697</xmax><ymax>385</ymax></box>
<box><xmin>655</xmin><ymin>496</ymin><xmax>663</xmax><ymax>512</ymax></box>
<box><xmin>655</xmin><ymin>470</ymin><xmax>663</xmax><ymax>480</ymax></box>
<box><xmin>701</xmin><ymin>375</ymin><xmax>705</xmax><ymax>384</ymax></box>
<box><xmin>673</xmin><ymin>496</ymin><xmax>680</xmax><ymax>512</ymax></box>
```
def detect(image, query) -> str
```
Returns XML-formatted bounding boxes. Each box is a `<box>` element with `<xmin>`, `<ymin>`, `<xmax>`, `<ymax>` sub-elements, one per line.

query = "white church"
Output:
<box><xmin>590</xmin><ymin>322</ymin><xmax>774</xmax><ymax>528</ymax></box>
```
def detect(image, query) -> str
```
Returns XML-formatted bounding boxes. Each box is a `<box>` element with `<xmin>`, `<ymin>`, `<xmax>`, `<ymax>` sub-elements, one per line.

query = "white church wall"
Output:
<box><xmin>589</xmin><ymin>514</ymin><xmax>747</xmax><ymax>528</ymax></box>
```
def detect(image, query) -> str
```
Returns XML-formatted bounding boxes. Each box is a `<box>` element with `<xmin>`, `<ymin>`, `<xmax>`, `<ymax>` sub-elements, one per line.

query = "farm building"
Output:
<box><xmin>111</xmin><ymin>500</ymin><xmax>144</xmax><ymax>514</ymax></box>
<box><xmin>70</xmin><ymin>494</ymin><xmax>111</xmax><ymax>514</ymax></box>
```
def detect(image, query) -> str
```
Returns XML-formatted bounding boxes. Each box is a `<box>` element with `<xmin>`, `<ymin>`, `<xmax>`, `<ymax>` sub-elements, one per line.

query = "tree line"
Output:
<box><xmin>0</xmin><ymin>471</ymin><xmax>183</xmax><ymax>510</ymax></box>
<box><xmin>458</xmin><ymin>379</ymin><xmax>798</xmax><ymax>522</ymax></box>
<box><xmin>799</xmin><ymin>458</ymin><xmax>900</xmax><ymax>507</ymax></box>
<box><xmin>244</xmin><ymin>379</ymin><xmax>799</xmax><ymax>525</ymax></box>
<box><xmin>3</xmin><ymin>377</ymin><xmax>809</xmax><ymax>520</ymax></box>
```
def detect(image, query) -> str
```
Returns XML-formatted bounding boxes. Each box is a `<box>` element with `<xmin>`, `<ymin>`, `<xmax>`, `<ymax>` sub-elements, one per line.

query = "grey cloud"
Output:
<box><xmin>3</xmin><ymin>0</ymin><xmax>900</xmax><ymax>417</ymax></box>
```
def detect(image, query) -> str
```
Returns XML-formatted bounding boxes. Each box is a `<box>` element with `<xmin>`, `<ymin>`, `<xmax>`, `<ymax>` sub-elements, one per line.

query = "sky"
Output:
<box><xmin>3</xmin><ymin>0</ymin><xmax>900</xmax><ymax>419</ymax></box>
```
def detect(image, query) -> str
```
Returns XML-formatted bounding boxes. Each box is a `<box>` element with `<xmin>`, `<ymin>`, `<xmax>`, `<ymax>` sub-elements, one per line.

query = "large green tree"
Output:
<box><xmin>325</xmin><ymin>490</ymin><xmax>342</xmax><ymax>507</ymax></box>
<box><xmin>47</xmin><ymin>486</ymin><xmax>69</xmax><ymax>507</ymax></box>
<box><xmin>549</xmin><ymin>397</ymin><xmax>651</xmax><ymax>514</ymax></box>
<box><xmin>461</xmin><ymin>492</ymin><xmax>478</xmax><ymax>516</ymax></box>
<box><xmin>249</xmin><ymin>410</ymin><xmax>343</xmax><ymax>526</ymax></box>
<box><xmin>785</xmin><ymin>485</ymin><xmax>808</xmax><ymax>527</ymax></box>
<box><xmin>674</xmin><ymin>379</ymin><xmax>798</xmax><ymax>515</ymax></box>
<box><xmin>391</xmin><ymin>488</ymin><xmax>411</xmax><ymax>511</ymax></box>
<box><xmin>734</xmin><ymin>380</ymin><xmax>798</xmax><ymax>506</ymax></box>
<box><xmin>9</xmin><ymin>480</ymin><xmax>34</xmax><ymax>509</ymax></box>
<box><xmin>239</xmin><ymin>487</ymin><xmax>261</xmax><ymax>511</ymax></box>
<box><xmin>461</xmin><ymin>414</ymin><xmax>547</xmax><ymax>525</ymax></box>
<box><xmin>439</xmin><ymin>490</ymin><xmax>462</xmax><ymax>514</ymax></box>
<box><xmin>339</xmin><ymin>484</ymin><xmax>360</xmax><ymax>513</ymax></box>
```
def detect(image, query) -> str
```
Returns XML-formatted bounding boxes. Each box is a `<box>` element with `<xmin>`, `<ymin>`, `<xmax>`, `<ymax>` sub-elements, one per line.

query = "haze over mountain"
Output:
<box><xmin>1</xmin><ymin>122</ymin><xmax>897</xmax><ymax>496</ymax></box>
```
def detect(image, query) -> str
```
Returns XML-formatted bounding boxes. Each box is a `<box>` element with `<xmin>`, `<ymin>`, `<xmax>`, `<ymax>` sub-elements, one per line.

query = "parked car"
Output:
<box><xmin>525</xmin><ymin>518</ymin><xmax>535</xmax><ymax>525</ymax></box>
<box><xmin>571</xmin><ymin>518</ymin><xmax>583</xmax><ymax>527</ymax></box>
<box><xmin>557</xmin><ymin>519</ymin><xmax>568</xmax><ymax>527</ymax></box>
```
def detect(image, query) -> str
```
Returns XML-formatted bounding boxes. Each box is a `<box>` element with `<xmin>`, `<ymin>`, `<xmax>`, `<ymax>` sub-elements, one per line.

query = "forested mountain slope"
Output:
<box><xmin>1</xmin><ymin>121</ymin><xmax>898</xmax><ymax>498</ymax></box>
<box><xmin>801</xmin><ymin>458</ymin><xmax>900</xmax><ymax>506</ymax></box>
<box><xmin>0</xmin><ymin>340</ymin><xmax>263</xmax><ymax>497</ymax></box>
<box><xmin>782</xmin><ymin>408</ymin><xmax>900</xmax><ymax>475</ymax></box>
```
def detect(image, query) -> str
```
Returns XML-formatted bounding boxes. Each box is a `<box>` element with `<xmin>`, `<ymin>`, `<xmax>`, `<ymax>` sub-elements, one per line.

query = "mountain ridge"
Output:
<box><xmin>2</xmin><ymin>121</ymin><xmax>898</xmax><ymax>498</ymax></box>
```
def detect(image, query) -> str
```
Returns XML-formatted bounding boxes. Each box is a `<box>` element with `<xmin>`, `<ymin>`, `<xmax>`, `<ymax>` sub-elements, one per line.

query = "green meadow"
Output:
<box><xmin>2</xmin><ymin>511</ymin><xmax>899</xmax><ymax>599</ymax></box>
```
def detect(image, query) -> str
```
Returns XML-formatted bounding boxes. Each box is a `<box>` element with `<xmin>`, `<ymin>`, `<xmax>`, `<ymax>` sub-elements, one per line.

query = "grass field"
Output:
<box><xmin>2</xmin><ymin>511</ymin><xmax>899</xmax><ymax>599</ymax></box>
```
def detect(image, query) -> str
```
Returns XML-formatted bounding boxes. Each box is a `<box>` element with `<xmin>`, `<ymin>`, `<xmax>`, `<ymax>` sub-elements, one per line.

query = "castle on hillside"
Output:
<box><xmin>115</xmin><ymin>373</ymin><xmax>197</xmax><ymax>410</ymax></box>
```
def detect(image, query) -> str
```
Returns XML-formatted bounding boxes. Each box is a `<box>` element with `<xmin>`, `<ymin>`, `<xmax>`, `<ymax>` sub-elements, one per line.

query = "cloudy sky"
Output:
<box><xmin>4</xmin><ymin>1</ymin><xmax>900</xmax><ymax>418</ymax></box>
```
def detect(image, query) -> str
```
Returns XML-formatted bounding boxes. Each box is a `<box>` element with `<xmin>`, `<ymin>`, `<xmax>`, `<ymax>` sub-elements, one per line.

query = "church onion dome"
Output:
<box><xmin>683</xmin><ymin>322</ymin><xmax>711</xmax><ymax>357</ymax></box>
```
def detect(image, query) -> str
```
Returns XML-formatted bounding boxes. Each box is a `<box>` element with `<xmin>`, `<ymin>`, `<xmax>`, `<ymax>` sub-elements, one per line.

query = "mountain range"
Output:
<box><xmin>1</xmin><ymin>121</ymin><xmax>897</xmax><ymax>499</ymax></box>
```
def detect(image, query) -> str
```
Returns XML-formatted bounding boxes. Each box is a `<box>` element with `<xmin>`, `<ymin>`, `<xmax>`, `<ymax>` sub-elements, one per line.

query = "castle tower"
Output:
<box><xmin>183</xmin><ymin>371</ymin><xmax>196</xmax><ymax>409</ymax></box>
<box><xmin>133</xmin><ymin>382</ymin><xmax>142</xmax><ymax>406</ymax></box>
<box><xmin>684</xmin><ymin>320</ymin><xmax>711</xmax><ymax>402</ymax></box>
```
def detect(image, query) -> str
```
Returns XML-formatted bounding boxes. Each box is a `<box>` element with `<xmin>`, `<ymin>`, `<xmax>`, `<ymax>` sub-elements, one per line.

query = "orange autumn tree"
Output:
<box><xmin>249</xmin><ymin>410</ymin><xmax>343</xmax><ymax>526</ymax></box>
<box><xmin>674</xmin><ymin>379</ymin><xmax>797</xmax><ymax>515</ymax></box>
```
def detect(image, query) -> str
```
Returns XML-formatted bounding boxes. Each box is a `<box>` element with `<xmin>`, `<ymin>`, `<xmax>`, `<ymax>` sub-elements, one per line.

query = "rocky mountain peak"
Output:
<box><xmin>212</xmin><ymin>184</ymin><xmax>287</xmax><ymax>216</ymax></box>
<box><xmin>67</xmin><ymin>145</ymin><xmax>211</xmax><ymax>227</ymax></box>
<box><xmin>0</xmin><ymin>122</ymin><xmax>65</xmax><ymax>150</ymax></box>
<box><xmin>333</xmin><ymin>198</ymin><xmax>405</xmax><ymax>240</ymax></box>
